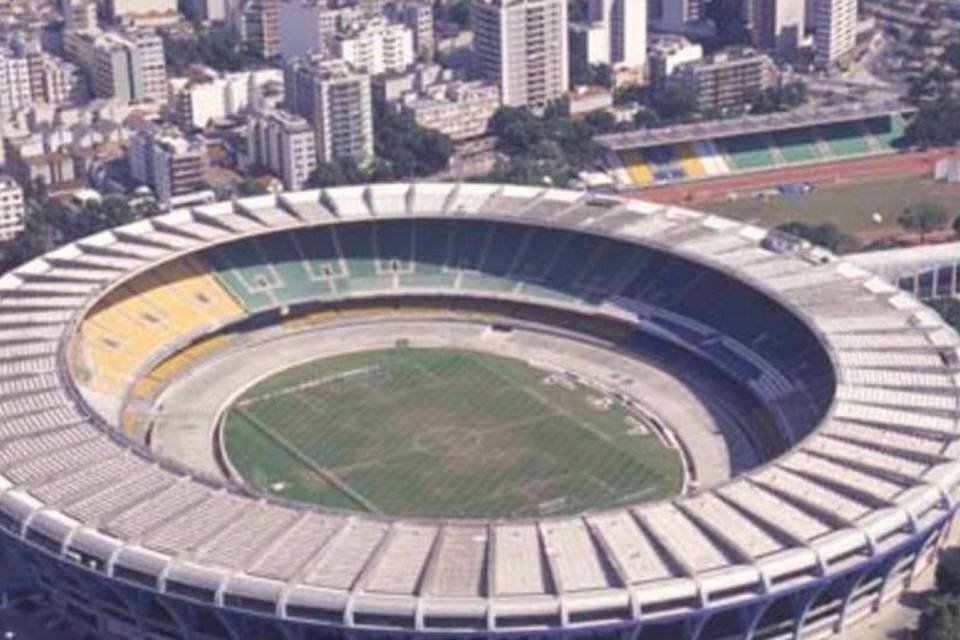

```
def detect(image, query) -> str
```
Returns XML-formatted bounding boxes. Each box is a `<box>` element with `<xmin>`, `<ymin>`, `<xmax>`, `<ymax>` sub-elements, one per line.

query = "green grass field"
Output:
<box><xmin>704</xmin><ymin>177</ymin><xmax>960</xmax><ymax>236</ymax></box>
<box><xmin>222</xmin><ymin>347</ymin><xmax>684</xmax><ymax>518</ymax></box>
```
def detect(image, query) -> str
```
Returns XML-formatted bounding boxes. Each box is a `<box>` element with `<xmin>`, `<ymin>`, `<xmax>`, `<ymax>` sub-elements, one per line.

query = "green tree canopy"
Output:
<box><xmin>898</xmin><ymin>202</ymin><xmax>948</xmax><ymax>242</ymax></box>
<box><xmin>775</xmin><ymin>222</ymin><xmax>856</xmax><ymax>254</ymax></box>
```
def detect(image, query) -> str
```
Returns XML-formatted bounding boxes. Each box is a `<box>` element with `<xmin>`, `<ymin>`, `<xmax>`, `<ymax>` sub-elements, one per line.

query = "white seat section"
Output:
<box><xmin>719</xmin><ymin>481</ymin><xmax>832</xmax><ymax>542</ymax></box>
<box><xmin>803</xmin><ymin>436</ymin><xmax>929</xmax><ymax>478</ymax></box>
<box><xmin>103</xmin><ymin>481</ymin><xmax>212</xmax><ymax>539</ymax></box>
<box><xmin>841</xmin><ymin>368</ymin><xmax>957</xmax><ymax>390</ymax></box>
<box><xmin>493</xmin><ymin>524</ymin><xmax>550</xmax><ymax>596</ymax></box>
<box><xmin>364</xmin><ymin>524</ymin><xmax>438</xmax><ymax>595</ymax></box>
<box><xmin>63</xmin><ymin>467</ymin><xmax>175</xmax><ymax>523</ymax></box>
<box><xmin>824</xmin><ymin>420</ymin><xmax>948</xmax><ymax>457</ymax></box>
<box><xmin>754</xmin><ymin>467</ymin><xmax>870</xmax><ymax>522</ymax></box>
<box><xmin>425</xmin><ymin>525</ymin><xmax>488</xmax><ymax>597</ymax></box>
<box><xmin>4</xmin><ymin>437</ymin><xmax>115</xmax><ymax>485</ymax></box>
<box><xmin>682</xmin><ymin>492</ymin><xmax>783</xmax><ymax>559</ymax></box>
<box><xmin>837</xmin><ymin>350</ymin><xmax>946</xmax><ymax>370</ymax></box>
<box><xmin>781</xmin><ymin>452</ymin><xmax>905</xmax><ymax>503</ymax></box>
<box><xmin>587</xmin><ymin>511</ymin><xmax>676</xmax><ymax>585</ymax></box>
<box><xmin>539</xmin><ymin>519</ymin><xmax>611</xmax><ymax>592</ymax></box>
<box><xmin>249</xmin><ymin>513</ymin><xmax>346</xmax><ymax>581</ymax></box>
<box><xmin>144</xmin><ymin>495</ymin><xmax>250</xmax><ymax>555</ymax></box>
<box><xmin>303</xmin><ymin>519</ymin><xmax>388</xmax><ymax>590</ymax></box>
<box><xmin>198</xmin><ymin>504</ymin><xmax>301</xmax><ymax>571</ymax></box>
<box><xmin>832</xmin><ymin>401</ymin><xmax>957</xmax><ymax>436</ymax></box>
<box><xmin>834</xmin><ymin>385</ymin><xmax>958</xmax><ymax>412</ymax></box>
<box><xmin>637</xmin><ymin>504</ymin><xmax>730</xmax><ymax>573</ymax></box>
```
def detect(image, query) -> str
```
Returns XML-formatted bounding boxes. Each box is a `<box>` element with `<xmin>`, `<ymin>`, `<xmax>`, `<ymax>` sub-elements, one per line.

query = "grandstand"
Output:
<box><xmin>0</xmin><ymin>183</ymin><xmax>956</xmax><ymax>640</ymax></box>
<box><xmin>601</xmin><ymin>101</ymin><xmax>913</xmax><ymax>188</ymax></box>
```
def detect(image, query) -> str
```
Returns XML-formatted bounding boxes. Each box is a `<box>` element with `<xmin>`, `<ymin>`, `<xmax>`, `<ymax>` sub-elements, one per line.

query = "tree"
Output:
<box><xmin>651</xmin><ymin>87</ymin><xmax>699</xmax><ymax>124</ymax></box>
<box><xmin>236</xmin><ymin>179</ymin><xmax>267</xmax><ymax>197</ymax></box>
<box><xmin>938</xmin><ymin>548</ymin><xmax>960</xmax><ymax>595</ymax></box>
<box><xmin>898</xmin><ymin>202</ymin><xmax>948</xmax><ymax>243</ymax></box>
<box><xmin>918</xmin><ymin>596</ymin><xmax>960</xmax><ymax>640</ymax></box>
<box><xmin>776</xmin><ymin>222</ymin><xmax>855</xmax><ymax>254</ymax></box>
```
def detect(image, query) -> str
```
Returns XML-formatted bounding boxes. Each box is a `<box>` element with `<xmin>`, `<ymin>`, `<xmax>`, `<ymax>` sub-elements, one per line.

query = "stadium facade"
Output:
<box><xmin>0</xmin><ymin>183</ymin><xmax>957</xmax><ymax>640</ymax></box>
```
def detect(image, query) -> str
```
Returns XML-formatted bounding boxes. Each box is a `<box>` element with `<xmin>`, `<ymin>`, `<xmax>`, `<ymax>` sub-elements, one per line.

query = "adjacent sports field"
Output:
<box><xmin>222</xmin><ymin>347</ymin><xmax>684</xmax><ymax>518</ymax></box>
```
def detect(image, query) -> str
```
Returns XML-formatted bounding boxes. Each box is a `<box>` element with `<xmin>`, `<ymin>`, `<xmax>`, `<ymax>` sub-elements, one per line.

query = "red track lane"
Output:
<box><xmin>627</xmin><ymin>149</ymin><xmax>954</xmax><ymax>205</ymax></box>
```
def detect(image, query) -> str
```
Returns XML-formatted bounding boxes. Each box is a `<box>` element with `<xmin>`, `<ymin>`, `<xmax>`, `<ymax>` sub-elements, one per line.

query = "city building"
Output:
<box><xmin>401</xmin><ymin>80</ymin><xmax>499</xmax><ymax>141</ymax></box>
<box><xmin>334</xmin><ymin>19</ymin><xmax>415</xmax><ymax>75</ymax></box>
<box><xmin>0</xmin><ymin>47</ymin><xmax>33</xmax><ymax>116</ymax></box>
<box><xmin>245</xmin><ymin>109</ymin><xmax>317</xmax><ymax>190</ymax></box>
<box><xmin>672</xmin><ymin>46</ymin><xmax>776</xmax><ymax>113</ymax></box>
<box><xmin>172</xmin><ymin>67</ymin><xmax>284</xmax><ymax>129</ymax></box>
<box><xmin>647</xmin><ymin>34</ymin><xmax>703</xmax><ymax>92</ymax></box>
<box><xmin>285</xmin><ymin>57</ymin><xmax>374</xmax><ymax>164</ymax></box>
<box><xmin>587</xmin><ymin>0</ymin><xmax>646</xmax><ymax>70</ymax></box>
<box><xmin>0</xmin><ymin>174</ymin><xmax>25</xmax><ymax>242</ymax></box>
<box><xmin>241</xmin><ymin>0</ymin><xmax>282</xmax><ymax>59</ymax></box>
<box><xmin>386</xmin><ymin>0</ymin><xmax>435</xmax><ymax>59</ymax></box>
<box><xmin>64</xmin><ymin>29</ymin><xmax>168</xmax><ymax>104</ymax></box>
<box><xmin>751</xmin><ymin>0</ymin><xmax>805</xmax><ymax>60</ymax></box>
<box><xmin>64</xmin><ymin>0</ymin><xmax>99</xmax><ymax>32</ymax></box>
<box><xmin>569</xmin><ymin>21</ymin><xmax>610</xmax><ymax>67</ymax></box>
<box><xmin>814</xmin><ymin>0</ymin><xmax>858</xmax><ymax>70</ymax></box>
<box><xmin>129</xmin><ymin>127</ymin><xmax>208</xmax><ymax>205</ymax></box>
<box><xmin>472</xmin><ymin>0</ymin><xmax>569</xmax><ymax>108</ymax></box>
<box><xmin>106</xmin><ymin>0</ymin><xmax>179</xmax><ymax>26</ymax></box>
<box><xmin>278</xmin><ymin>1</ymin><xmax>352</xmax><ymax>60</ymax></box>
<box><xmin>648</xmin><ymin>0</ymin><xmax>704</xmax><ymax>32</ymax></box>
<box><xmin>181</xmin><ymin>0</ymin><xmax>228</xmax><ymax>23</ymax></box>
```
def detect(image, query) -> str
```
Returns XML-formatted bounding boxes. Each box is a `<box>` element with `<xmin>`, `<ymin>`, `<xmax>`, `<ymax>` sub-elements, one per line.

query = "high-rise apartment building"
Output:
<box><xmin>0</xmin><ymin>175</ymin><xmax>25</xmax><ymax>243</ymax></box>
<box><xmin>129</xmin><ymin>127</ymin><xmax>208</xmax><ymax>205</ymax></box>
<box><xmin>241</xmin><ymin>0</ymin><xmax>281</xmax><ymax>59</ymax></box>
<box><xmin>472</xmin><ymin>0</ymin><xmax>569</xmax><ymax>108</ymax></box>
<box><xmin>0</xmin><ymin>47</ymin><xmax>33</xmax><ymax>116</ymax></box>
<box><xmin>65</xmin><ymin>29</ymin><xmax>167</xmax><ymax>104</ymax></box>
<box><xmin>672</xmin><ymin>46</ymin><xmax>776</xmax><ymax>113</ymax></box>
<box><xmin>751</xmin><ymin>0</ymin><xmax>804</xmax><ymax>60</ymax></box>
<box><xmin>285</xmin><ymin>57</ymin><xmax>374</xmax><ymax>164</ymax></box>
<box><xmin>246</xmin><ymin>110</ymin><xmax>318</xmax><ymax>191</ymax></box>
<box><xmin>648</xmin><ymin>0</ymin><xmax>704</xmax><ymax>32</ymax></box>
<box><xmin>335</xmin><ymin>19</ymin><xmax>415</xmax><ymax>75</ymax></box>
<box><xmin>586</xmin><ymin>0</ymin><xmax>647</xmax><ymax>70</ymax></box>
<box><xmin>814</xmin><ymin>0</ymin><xmax>857</xmax><ymax>70</ymax></box>
<box><xmin>387</xmin><ymin>1</ymin><xmax>435</xmax><ymax>59</ymax></box>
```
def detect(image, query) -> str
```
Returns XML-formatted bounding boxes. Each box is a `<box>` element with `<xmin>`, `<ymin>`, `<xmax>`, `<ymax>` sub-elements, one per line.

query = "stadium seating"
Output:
<box><xmin>677</xmin><ymin>142</ymin><xmax>706</xmax><ymax>178</ymax></box>
<box><xmin>78</xmin><ymin>261</ymin><xmax>245</xmax><ymax>395</ymax></box>
<box><xmin>771</xmin><ymin>128</ymin><xmax>823</xmax><ymax>164</ymax></box>
<box><xmin>717</xmin><ymin>134</ymin><xmax>778</xmax><ymax>171</ymax></box>
<box><xmin>818</xmin><ymin>121</ymin><xmax>872</xmax><ymax>157</ymax></box>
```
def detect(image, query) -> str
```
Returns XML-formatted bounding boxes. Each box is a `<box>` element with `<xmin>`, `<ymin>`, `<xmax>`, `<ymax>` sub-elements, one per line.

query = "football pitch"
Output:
<box><xmin>222</xmin><ymin>347</ymin><xmax>684</xmax><ymax>518</ymax></box>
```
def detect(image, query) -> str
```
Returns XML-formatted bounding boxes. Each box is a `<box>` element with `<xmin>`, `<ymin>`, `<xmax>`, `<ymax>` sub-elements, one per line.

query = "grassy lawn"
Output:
<box><xmin>703</xmin><ymin>177</ymin><xmax>960</xmax><ymax>236</ymax></box>
<box><xmin>223</xmin><ymin>347</ymin><xmax>683</xmax><ymax>518</ymax></box>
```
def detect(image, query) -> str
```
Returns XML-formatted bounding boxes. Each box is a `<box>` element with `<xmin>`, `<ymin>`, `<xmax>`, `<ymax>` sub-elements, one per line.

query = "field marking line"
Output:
<box><xmin>519</xmin><ymin>385</ymin><xmax>612</xmax><ymax>442</ymax></box>
<box><xmin>238</xmin><ymin>366</ymin><xmax>380</xmax><ymax>407</ymax></box>
<box><xmin>582</xmin><ymin>472</ymin><xmax>617</xmax><ymax>496</ymax></box>
<box><xmin>232</xmin><ymin>406</ymin><xmax>380</xmax><ymax>513</ymax></box>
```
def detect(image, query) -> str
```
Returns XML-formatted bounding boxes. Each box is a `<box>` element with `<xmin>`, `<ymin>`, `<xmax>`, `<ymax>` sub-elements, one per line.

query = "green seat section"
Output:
<box><xmin>772</xmin><ymin>128</ymin><xmax>822</xmax><ymax>164</ymax></box>
<box><xmin>204</xmin><ymin>240</ymin><xmax>276</xmax><ymax>311</ymax></box>
<box><xmin>298</xmin><ymin>225</ymin><xmax>346</xmax><ymax>280</ymax></box>
<box><xmin>462</xmin><ymin>223</ymin><xmax>522</xmax><ymax>292</ymax></box>
<box><xmin>257</xmin><ymin>232</ymin><xmax>332</xmax><ymax>304</ymax></box>
<box><xmin>334</xmin><ymin>223</ymin><xmax>392</xmax><ymax>293</ymax></box>
<box><xmin>375</xmin><ymin>220</ymin><xmax>414</xmax><ymax>273</ymax></box>
<box><xmin>718</xmin><ymin>135</ymin><xmax>777</xmax><ymax>170</ymax></box>
<box><xmin>544</xmin><ymin>232</ymin><xmax>605</xmax><ymax>293</ymax></box>
<box><xmin>864</xmin><ymin>114</ymin><xmax>907</xmax><ymax>150</ymax></box>
<box><xmin>575</xmin><ymin>238</ymin><xmax>641</xmax><ymax>296</ymax></box>
<box><xmin>401</xmin><ymin>220</ymin><xmax>456</xmax><ymax>289</ymax></box>
<box><xmin>819</xmin><ymin>121</ymin><xmax>871</xmax><ymax>156</ymax></box>
<box><xmin>513</xmin><ymin>226</ymin><xmax>570</xmax><ymax>282</ymax></box>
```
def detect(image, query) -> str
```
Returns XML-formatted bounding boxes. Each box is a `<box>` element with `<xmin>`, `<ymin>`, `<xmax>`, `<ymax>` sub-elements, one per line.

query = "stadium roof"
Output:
<box><xmin>0</xmin><ymin>183</ymin><xmax>957</xmax><ymax>633</ymax></box>
<box><xmin>595</xmin><ymin>99</ymin><xmax>916</xmax><ymax>151</ymax></box>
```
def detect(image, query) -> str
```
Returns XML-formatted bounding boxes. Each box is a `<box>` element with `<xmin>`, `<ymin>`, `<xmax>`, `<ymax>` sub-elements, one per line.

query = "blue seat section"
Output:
<box><xmin>376</xmin><ymin>220</ymin><xmax>415</xmax><ymax>272</ymax></box>
<box><xmin>512</xmin><ymin>226</ymin><xmax>570</xmax><ymax>282</ymax></box>
<box><xmin>298</xmin><ymin>225</ymin><xmax>346</xmax><ymax>279</ymax></box>
<box><xmin>333</xmin><ymin>223</ymin><xmax>393</xmax><ymax>293</ymax></box>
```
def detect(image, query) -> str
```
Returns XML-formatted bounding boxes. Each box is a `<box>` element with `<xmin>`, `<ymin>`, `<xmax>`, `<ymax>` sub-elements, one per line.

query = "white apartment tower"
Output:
<box><xmin>285</xmin><ymin>58</ymin><xmax>374</xmax><ymax>164</ymax></box>
<box><xmin>751</xmin><ymin>0</ymin><xmax>804</xmax><ymax>60</ymax></box>
<box><xmin>335</xmin><ymin>19</ymin><xmax>415</xmax><ymax>75</ymax></box>
<box><xmin>246</xmin><ymin>110</ymin><xmax>318</xmax><ymax>191</ymax></box>
<box><xmin>814</xmin><ymin>0</ymin><xmax>857</xmax><ymax>70</ymax></box>
<box><xmin>0</xmin><ymin>49</ymin><xmax>33</xmax><ymax>116</ymax></box>
<box><xmin>472</xmin><ymin>0</ymin><xmax>569</xmax><ymax>108</ymax></box>
<box><xmin>129</xmin><ymin>128</ymin><xmax>208</xmax><ymax>205</ymax></box>
<box><xmin>0</xmin><ymin>175</ymin><xmax>25</xmax><ymax>243</ymax></box>
<box><xmin>587</xmin><ymin>0</ymin><xmax>647</xmax><ymax>70</ymax></box>
<box><xmin>648</xmin><ymin>0</ymin><xmax>704</xmax><ymax>32</ymax></box>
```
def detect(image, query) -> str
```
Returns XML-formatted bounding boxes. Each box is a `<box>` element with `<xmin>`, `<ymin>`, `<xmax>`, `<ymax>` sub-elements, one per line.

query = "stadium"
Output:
<box><xmin>0</xmin><ymin>182</ymin><xmax>957</xmax><ymax>640</ymax></box>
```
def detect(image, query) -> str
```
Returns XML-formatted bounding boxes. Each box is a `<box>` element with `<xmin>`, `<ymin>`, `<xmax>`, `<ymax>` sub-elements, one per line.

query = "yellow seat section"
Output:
<box><xmin>132</xmin><ymin>334</ymin><xmax>232</xmax><ymax>400</ymax></box>
<box><xmin>677</xmin><ymin>142</ymin><xmax>706</xmax><ymax>178</ymax></box>
<box><xmin>620</xmin><ymin>151</ymin><xmax>654</xmax><ymax>185</ymax></box>
<box><xmin>76</xmin><ymin>258</ymin><xmax>244</xmax><ymax>396</ymax></box>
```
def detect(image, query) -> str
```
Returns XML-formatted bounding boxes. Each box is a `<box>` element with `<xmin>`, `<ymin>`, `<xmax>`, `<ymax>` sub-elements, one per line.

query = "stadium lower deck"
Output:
<box><xmin>0</xmin><ymin>183</ymin><xmax>958</xmax><ymax>640</ymax></box>
<box><xmin>607</xmin><ymin>115</ymin><xmax>908</xmax><ymax>188</ymax></box>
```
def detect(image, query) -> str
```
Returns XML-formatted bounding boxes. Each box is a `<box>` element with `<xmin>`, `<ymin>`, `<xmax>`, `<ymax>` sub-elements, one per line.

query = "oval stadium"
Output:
<box><xmin>0</xmin><ymin>182</ymin><xmax>958</xmax><ymax>640</ymax></box>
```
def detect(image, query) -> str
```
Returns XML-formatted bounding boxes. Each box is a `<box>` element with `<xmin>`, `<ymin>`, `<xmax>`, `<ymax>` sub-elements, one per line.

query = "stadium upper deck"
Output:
<box><xmin>0</xmin><ymin>183</ymin><xmax>958</xmax><ymax>640</ymax></box>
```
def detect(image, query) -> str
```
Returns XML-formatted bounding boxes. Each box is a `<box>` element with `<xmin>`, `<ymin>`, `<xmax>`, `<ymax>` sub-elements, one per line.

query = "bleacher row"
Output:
<box><xmin>612</xmin><ymin>115</ymin><xmax>908</xmax><ymax>187</ymax></box>
<box><xmin>0</xmin><ymin>184</ymin><xmax>955</xmax><ymax>636</ymax></box>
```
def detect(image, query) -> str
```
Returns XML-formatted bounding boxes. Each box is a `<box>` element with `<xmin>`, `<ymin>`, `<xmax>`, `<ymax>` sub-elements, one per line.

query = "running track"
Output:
<box><xmin>627</xmin><ymin>149</ymin><xmax>954</xmax><ymax>205</ymax></box>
